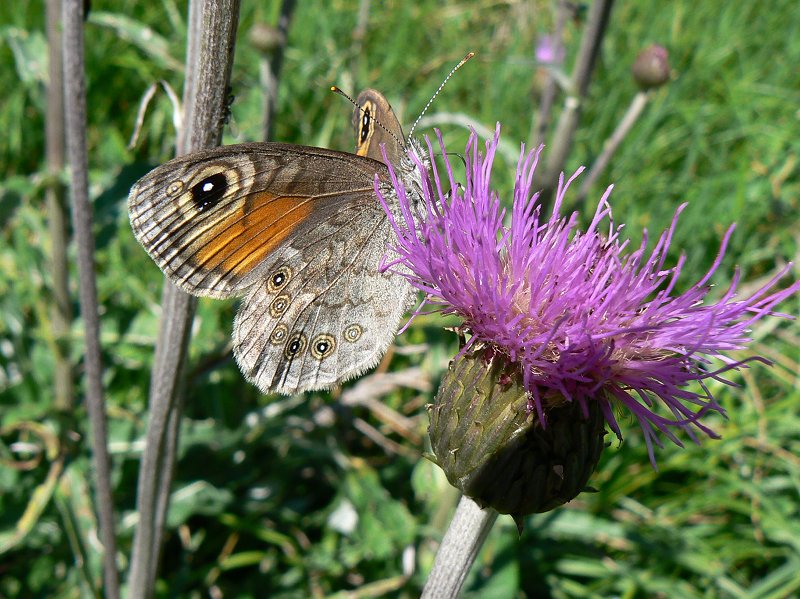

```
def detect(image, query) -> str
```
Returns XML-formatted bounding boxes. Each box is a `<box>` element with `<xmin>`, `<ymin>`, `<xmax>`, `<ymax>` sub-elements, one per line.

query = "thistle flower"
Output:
<box><xmin>376</xmin><ymin>126</ymin><xmax>799</xmax><ymax>518</ymax></box>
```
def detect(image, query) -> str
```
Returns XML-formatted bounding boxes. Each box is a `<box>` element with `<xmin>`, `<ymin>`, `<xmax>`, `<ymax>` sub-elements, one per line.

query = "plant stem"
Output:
<box><xmin>531</xmin><ymin>0</ymin><xmax>571</xmax><ymax>149</ymax></box>
<box><xmin>421</xmin><ymin>496</ymin><xmax>498</xmax><ymax>598</ymax></box>
<box><xmin>538</xmin><ymin>0</ymin><xmax>615</xmax><ymax>213</ymax></box>
<box><xmin>61</xmin><ymin>0</ymin><xmax>120</xmax><ymax>597</ymax></box>
<box><xmin>127</xmin><ymin>2</ymin><xmax>241</xmax><ymax>597</ymax></box>
<box><xmin>46</xmin><ymin>0</ymin><xmax>72</xmax><ymax>411</ymax></box>
<box><xmin>575</xmin><ymin>90</ymin><xmax>650</xmax><ymax>206</ymax></box>
<box><xmin>261</xmin><ymin>0</ymin><xmax>296</xmax><ymax>141</ymax></box>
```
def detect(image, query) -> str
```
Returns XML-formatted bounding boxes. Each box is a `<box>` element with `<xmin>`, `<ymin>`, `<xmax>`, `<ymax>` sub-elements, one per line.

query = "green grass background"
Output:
<box><xmin>1</xmin><ymin>0</ymin><xmax>799</xmax><ymax>597</ymax></box>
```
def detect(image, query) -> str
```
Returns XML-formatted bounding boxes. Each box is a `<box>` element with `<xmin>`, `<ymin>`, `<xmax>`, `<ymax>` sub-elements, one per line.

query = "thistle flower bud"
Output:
<box><xmin>631</xmin><ymin>44</ymin><xmax>670</xmax><ymax>90</ymax></box>
<box><xmin>535</xmin><ymin>35</ymin><xmax>564</xmax><ymax>65</ymax></box>
<box><xmin>428</xmin><ymin>348</ymin><xmax>607</xmax><ymax>528</ymax></box>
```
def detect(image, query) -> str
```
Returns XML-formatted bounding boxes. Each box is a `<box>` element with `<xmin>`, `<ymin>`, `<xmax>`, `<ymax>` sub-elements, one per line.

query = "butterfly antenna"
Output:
<box><xmin>330</xmin><ymin>85</ymin><xmax>358</xmax><ymax>108</ymax></box>
<box><xmin>407</xmin><ymin>51</ymin><xmax>475</xmax><ymax>141</ymax></box>
<box><xmin>331</xmin><ymin>85</ymin><xmax>406</xmax><ymax>150</ymax></box>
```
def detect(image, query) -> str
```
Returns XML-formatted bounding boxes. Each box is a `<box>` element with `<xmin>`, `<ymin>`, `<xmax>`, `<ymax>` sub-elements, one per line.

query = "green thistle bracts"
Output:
<box><xmin>429</xmin><ymin>349</ymin><xmax>607</xmax><ymax>522</ymax></box>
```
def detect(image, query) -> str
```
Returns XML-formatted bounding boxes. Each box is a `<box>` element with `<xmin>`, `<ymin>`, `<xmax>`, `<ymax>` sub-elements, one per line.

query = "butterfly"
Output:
<box><xmin>128</xmin><ymin>90</ymin><xmax>426</xmax><ymax>394</ymax></box>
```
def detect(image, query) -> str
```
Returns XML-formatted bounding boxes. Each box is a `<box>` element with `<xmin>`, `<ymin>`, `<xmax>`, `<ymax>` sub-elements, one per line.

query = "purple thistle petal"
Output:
<box><xmin>375</xmin><ymin>125</ymin><xmax>800</xmax><ymax>466</ymax></box>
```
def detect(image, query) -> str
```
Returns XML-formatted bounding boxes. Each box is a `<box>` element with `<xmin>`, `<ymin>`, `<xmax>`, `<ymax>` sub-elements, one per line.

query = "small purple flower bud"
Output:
<box><xmin>535</xmin><ymin>35</ymin><xmax>565</xmax><ymax>65</ymax></box>
<box><xmin>632</xmin><ymin>44</ymin><xmax>671</xmax><ymax>90</ymax></box>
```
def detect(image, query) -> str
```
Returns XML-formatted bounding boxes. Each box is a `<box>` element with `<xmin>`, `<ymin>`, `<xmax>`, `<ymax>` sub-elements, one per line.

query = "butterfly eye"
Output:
<box><xmin>191</xmin><ymin>172</ymin><xmax>228</xmax><ymax>211</ymax></box>
<box><xmin>311</xmin><ymin>334</ymin><xmax>336</xmax><ymax>360</ymax></box>
<box><xmin>360</xmin><ymin>107</ymin><xmax>372</xmax><ymax>143</ymax></box>
<box><xmin>283</xmin><ymin>333</ymin><xmax>307</xmax><ymax>359</ymax></box>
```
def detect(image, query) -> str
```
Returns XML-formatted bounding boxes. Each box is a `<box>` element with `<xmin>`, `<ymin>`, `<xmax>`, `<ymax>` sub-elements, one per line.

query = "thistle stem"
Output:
<box><xmin>62</xmin><ymin>0</ymin><xmax>120</xmax><ymax>595</ymax></box>
<box><xmin>531</xmin><ymin>0</ymin><xmax>571</xmax><ymax>149</ymax></box>
<box><xmin>260</xmin><ymin>0</ymin><xmax>297</xmax><ymax>141</ymax></box>
<box><xmin>538</xmin><ymin>0</ymin><xmax>615</xmax><ymax>212</ymax></box>
<box><xmin>127</xmin><ymin>1</ymin><xmax>241</xmax><ymax>596</ymax></box>
<box><xmin>575</xmin><ymin>90</ymin><xmax>650</xmax><ymax>206</ymax></box>
<box><xmin>46</xmin><ymin>0</ymin><xmax>72</xmax><ymax>411</ymax></box>
<box><xmin>421</xmin><ymin>496</ymin><xmax>498</xmax><ymax>598</ymax></box>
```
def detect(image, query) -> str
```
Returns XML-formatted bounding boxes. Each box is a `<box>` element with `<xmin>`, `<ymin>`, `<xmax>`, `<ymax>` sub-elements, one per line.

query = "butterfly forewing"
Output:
<box><xmin>130</xmin><ymin>144</ymin><xmax>390</xmax><ymax>297</ymax></box>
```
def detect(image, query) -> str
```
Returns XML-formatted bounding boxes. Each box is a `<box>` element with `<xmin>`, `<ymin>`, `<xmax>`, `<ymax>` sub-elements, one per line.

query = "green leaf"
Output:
<box><xmin>0</xmin><ymin>27</ymin><xmax>48</xmax><ymax>87</ymax></box>
<box><xmin>87</xmin><ymin>11</ymin><xmax>184</xmax><ymax>73</ymax></box>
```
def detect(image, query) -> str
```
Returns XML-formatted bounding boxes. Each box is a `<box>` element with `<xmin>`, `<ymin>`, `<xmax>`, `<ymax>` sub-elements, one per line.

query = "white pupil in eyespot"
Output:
<box><xmin>202</xmin><ymin>182</ymin><xmax>215</xmax><ymax>192</ymax></box>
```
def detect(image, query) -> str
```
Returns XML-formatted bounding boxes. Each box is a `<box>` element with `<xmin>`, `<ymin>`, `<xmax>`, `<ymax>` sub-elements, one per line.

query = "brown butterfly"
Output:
<box><xmin>129</xmin><ymin>90</ymin><xmax>425</xmax><ymax>394</ymax></box>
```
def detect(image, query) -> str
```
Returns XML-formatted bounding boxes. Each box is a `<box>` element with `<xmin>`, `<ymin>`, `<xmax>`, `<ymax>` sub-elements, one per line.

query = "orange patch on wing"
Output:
<box><xmin>194</xmin><ymin>191</ymin><xmax>313</xmax><ymax>277</ymax></box>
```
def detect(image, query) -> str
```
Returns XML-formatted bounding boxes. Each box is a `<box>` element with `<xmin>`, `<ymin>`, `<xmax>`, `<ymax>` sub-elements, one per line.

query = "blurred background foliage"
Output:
<box><xmin>1</xmin><ymin>0</ymin><xmax>799</xmax><ymax>597</ymax></box>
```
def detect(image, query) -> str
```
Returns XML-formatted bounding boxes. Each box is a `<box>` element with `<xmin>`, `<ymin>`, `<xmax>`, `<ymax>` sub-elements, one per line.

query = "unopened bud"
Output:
<box><xmin>632</xmin><ymin>44</ymin><xmax>670</xmax><ymax>90</ymax></box>
<box><xmin>428</xmin><ymin>348</ymin><xmax>607</xmax><ymax>529</ymax></box>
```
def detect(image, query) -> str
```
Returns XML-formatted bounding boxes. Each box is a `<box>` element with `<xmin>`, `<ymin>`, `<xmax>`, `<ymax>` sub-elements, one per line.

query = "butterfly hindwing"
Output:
<box><xmin>232</xmin><ymin>202</ymin><xmax>414</xmax><ymax>393</ymax></box>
